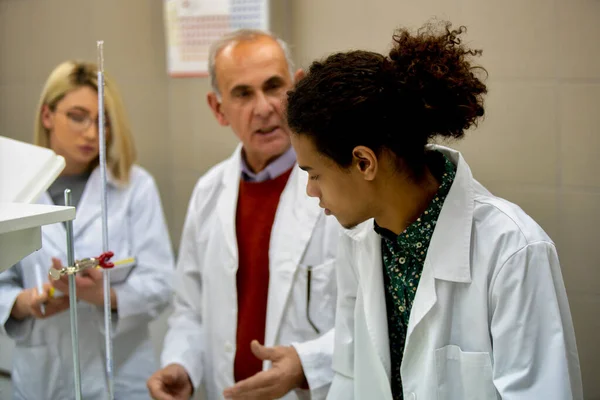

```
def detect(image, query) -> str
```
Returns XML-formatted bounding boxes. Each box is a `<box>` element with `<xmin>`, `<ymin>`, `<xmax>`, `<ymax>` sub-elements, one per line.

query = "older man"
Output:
<box><xmin>147</xmin><ymin>30</ymin><xmax>340</xmax><ymax>400</ymax></box>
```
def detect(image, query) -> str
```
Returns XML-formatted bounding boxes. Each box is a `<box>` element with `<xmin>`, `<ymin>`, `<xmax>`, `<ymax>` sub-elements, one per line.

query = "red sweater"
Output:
<box><xmin>234</xmin><ymin>168</ymin><xmax>293</xmax><ymax>382</ymax></box>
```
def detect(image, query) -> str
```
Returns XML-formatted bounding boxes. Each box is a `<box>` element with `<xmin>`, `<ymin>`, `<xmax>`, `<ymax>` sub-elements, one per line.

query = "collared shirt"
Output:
<box><xmin>240</xmin><ymin>146</ymin><xmax>297</xmax><ymax>182</ymax></box>
<box><xmin>374</xmin><ymin>151</ymin><xmax>456</xmax><ymax>400</ymax></box>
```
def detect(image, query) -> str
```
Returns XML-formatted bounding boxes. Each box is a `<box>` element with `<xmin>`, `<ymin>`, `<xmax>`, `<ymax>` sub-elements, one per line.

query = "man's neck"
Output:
<box><xmin>243</xmin><ymin>151</ymin><xmax>279</xmax><ymax>174</ymax></box>
<box><xmin>241</xmin><ymin>146</ymin><xmax>295</xmax><ymax>178</ymax></box>
<box><xmin>373</xmin><ymin>167</ymin><xmax>440</xmax><ymax>236</ymax></box>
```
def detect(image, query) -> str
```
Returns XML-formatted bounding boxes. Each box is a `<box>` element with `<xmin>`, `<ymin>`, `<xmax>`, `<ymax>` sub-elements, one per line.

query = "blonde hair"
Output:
<box><xmin>34</xmin><ymin>61</ymin><xmax>136</xmax><ymax>183</ymax></box>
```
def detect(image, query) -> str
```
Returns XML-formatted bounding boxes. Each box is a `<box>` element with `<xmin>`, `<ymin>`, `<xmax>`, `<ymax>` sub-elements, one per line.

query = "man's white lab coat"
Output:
<box><xmin>162</xmin><ymin>145</ymin><xmax>340</xmax><ymax>400</ymax></box>
<box><xmin>327</xmin><ymin>146</ymin><xmax>583</xmax><ymax>400</ymax></box>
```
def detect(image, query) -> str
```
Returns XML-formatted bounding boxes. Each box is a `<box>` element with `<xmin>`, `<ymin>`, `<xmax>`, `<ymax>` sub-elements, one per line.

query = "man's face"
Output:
<box><xmin>208</xmin><ymin>36</ymin><xmax>295</xmax><ymax>172</ymax></box>
<box><xmin>292</xmin><ymin>134</ymin><xmax>376</xmax><ymax>230</ymax></box>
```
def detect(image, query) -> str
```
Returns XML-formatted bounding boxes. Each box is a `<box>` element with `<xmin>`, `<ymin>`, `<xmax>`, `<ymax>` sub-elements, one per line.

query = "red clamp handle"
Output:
<box><xmin>98</xmin><ymin>251</ymin><xmax>115</xmax><ymax>269</ymax></box>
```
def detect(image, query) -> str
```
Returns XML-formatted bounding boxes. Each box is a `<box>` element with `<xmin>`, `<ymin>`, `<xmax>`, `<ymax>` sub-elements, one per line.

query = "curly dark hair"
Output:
<box><xmin>287</xmin><ymin>21</ymin><xmax>488</xmax><ymax>178</ymax></box>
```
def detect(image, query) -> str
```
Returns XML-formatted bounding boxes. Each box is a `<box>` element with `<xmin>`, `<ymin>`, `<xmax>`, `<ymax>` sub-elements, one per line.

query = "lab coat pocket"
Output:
<box><xmin>12</xmin><ymin>345</ymin><xmax>62</xmax><ymax>399</ymax></box>
<box><xmin>297</xmin><ymin>259</ymin><xmax>337</xmax><ymax>335</ymax></box>
<box><xmin>435</xmin><ymin>345</ymin><xmax>498</xmax><ymax>400</ymax></box>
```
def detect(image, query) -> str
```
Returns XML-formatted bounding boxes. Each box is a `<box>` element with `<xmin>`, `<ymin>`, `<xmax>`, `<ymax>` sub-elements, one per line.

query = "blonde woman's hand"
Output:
<box><xmin>50</xmin><ymin>258</ymin><xmax>117</xmax><ymax>310</ymax></box>
<box><xmin>10</xmin><ymin>283</ymin><xmax>70</xmax><ymax>320</ymax></box>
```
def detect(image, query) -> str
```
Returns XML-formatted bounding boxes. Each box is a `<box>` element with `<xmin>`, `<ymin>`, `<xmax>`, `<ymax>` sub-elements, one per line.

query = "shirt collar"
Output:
<box><xmin>240</xmin><ymin>146</ymin><xmax>297</xmax><ymax>182</ymax></box>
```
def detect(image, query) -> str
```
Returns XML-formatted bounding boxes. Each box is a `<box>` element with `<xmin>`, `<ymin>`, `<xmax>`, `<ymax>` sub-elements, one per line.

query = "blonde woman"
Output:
<box><xmin>0</xmin><ymin>61</ymin><xmax>175</xmax><ymax>399</ymax></box>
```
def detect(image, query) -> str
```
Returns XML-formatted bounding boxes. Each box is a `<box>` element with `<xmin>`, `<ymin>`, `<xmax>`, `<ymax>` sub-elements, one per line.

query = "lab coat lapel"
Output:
<box><xmin>405</xmin><ymin>145</ymin><xmax>474</xmax><ymax>340</ymax></box>
<box><xmin>356</xmin><ymin>223</ymin><xmax>392</xmax><ymax>378</ymax></box>
<box><xmin>217</xmin><ymin>146</ymin><xmax>243</xmax><ymax>273</ymax></box>
<box><xmin>425</xmin><ymin>145</ymin><xmax>474</xmax><ymax>284</ymax></box>
<box><xmin>405</xmin><ymin>258</ymin><xmax>437</xmax><ymax>339</ymax></box>
<box><xmin>264</xmin><ymin>166</ymin><xmax>321</xmax><ymax>347</ymax></box>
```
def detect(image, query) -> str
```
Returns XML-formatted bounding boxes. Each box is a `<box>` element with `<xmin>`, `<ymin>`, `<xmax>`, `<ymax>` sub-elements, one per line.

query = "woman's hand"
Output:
<box><xmin>50</xmin><ymin>258</ymin><xmax>117</xmax><ymax>310</ymax></box>
<box><xmin>10</xmin><ymin>283</ymin><xmax>70</xmax><ymax>320</ymax></box>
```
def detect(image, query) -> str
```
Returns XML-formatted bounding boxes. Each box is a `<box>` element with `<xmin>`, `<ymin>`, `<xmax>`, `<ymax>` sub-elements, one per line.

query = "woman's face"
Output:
<box><xmin>43</xmin><ymin>85</ymin><xmax>107</xmax><ymax>175</ymax></box>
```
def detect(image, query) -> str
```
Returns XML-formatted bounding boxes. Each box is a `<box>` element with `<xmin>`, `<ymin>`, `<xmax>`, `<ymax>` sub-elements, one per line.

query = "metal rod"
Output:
<box><xmin>65</xmin><ymin>189</ymin><xmax>82</xmax><ymax>400</ymax></box>
<box><xmin>97</xmin><ymin>40</ymin><xmax>115</xmax><ymax>400</ymax></box>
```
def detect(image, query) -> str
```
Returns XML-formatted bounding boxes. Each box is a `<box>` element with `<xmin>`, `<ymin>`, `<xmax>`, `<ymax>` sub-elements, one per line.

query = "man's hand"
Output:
<box><xmin>147</xmin><ymin>363</ymin><xmax>194</xmax><ymax>400</ymax></box>
<box><xmin>223</xmin><ymin>340</ymin><xmax>307</xmax><ymax>400</ymax></box>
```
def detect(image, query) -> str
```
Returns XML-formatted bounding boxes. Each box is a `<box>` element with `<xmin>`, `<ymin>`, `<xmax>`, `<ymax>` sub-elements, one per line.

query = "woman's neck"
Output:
<box><xmin>60</xmin><ymin>161</ymin><xmax>90</xmax><ymax>177</ymax></box>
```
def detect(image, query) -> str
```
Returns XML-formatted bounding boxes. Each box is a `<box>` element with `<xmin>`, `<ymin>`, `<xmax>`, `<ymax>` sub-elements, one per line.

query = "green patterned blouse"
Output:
<box><xmin>374</xmin><ymin>152</ymin><xmax>456</xmax><ymax>399</ymax></box>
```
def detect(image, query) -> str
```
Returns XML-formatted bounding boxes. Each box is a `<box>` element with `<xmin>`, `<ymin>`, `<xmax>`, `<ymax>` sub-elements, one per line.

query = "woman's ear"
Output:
<box><xmin>41</xmin><ymin>104</ymin><xmax>54</xmax><ymax>130</ymax></box>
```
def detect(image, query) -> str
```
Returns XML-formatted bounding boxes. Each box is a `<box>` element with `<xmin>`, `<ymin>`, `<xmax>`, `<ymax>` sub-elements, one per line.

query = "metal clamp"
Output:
<box><xmin>48</xmin><ymin>251</ymin><xmax>114</xmax><ymax>281</ymax></box>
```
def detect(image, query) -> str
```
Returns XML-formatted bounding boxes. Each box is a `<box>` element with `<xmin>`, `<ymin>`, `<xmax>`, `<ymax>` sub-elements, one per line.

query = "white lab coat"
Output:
<box><xmin>161</xmin><ymin>145</ymin><xmax>340</xmax><ymax>400</ymax></box>
<box><xmin>0</xmin><ymin>165</ymin><xmax>174</xmax><ymax>400</ymax></box>
<box><xmin>327</xmin><ymin>145</ymin><xmax>583</xmax><ymax>400</ymax></box>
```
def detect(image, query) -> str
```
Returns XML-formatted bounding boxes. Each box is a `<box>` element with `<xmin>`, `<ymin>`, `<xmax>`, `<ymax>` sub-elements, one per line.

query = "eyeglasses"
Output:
<box><xmin>54</xmin><ymin>109</ymin><xmax>110</xmax><ymax>133</ymax></box>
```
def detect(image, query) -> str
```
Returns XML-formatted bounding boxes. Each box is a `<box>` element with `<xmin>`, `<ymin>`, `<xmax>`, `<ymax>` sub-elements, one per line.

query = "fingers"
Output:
<box><xmin>224</xmin><ymin>387</ymin><xmax>272</xmax><ymax>400</ymax></box>
<box><xmin>51</xmin><ymin>257</ymin><xmax>63</xmax><ymax>269</ymax></box>
<box><xmin>250</xmin><ymin>340</ymin><xmax>277</xmax><ymax>362</ymax></box>
<box><xmin>84</xmin><ymin>267</ymin><xmax>104</xmax><ymax>281</ymax></box>
<box><xmin>147</xmin><ymin>365</ymin><xmax>192</xmax><ymax>400</ymax></box>
<box><xmin>20</xmin><ymin>283</ymin><xmax>71</xmax><ymax>319</ymax></box>
<box><xmin>147</xmin><ymin>378</ymin><xmax>176</xmax><ymax>400</ymax></box>
<box><xmin>42</xmin><ymin>283</ymin><xmax>58</xmax><ymax>300</ymax></box>
<box><xmin>223</xmin><ymin>369</ymin><xmax>278</xmax><ymax>399</ymax></box>
<box><xmin>52</xmin><ymin>273</ymin><xmax>95</xmax><ymax>296</ymax></box>
<box><xmin>222</xmin><ymin>341</ymin><xmax>281</xmax><ymax>397</ymax></box>
<box><xmin>74</xmin><ymin>274</ymin><xmax>98</xmax><ymax>290</ymax></box>
<box><xmin>27</xmin><ymin>288</ymin><xmax>46</xmax><ymax>318</ymax></box>
<box><xmin>41</xmin><ymin>296</ymin><xmax>71</xmax><ymax>318</ymax></box>
<box><xmin>58</xmin><ymin>274</ymin><xmax>69</xmax><ymax>286</ymax></box>
<box><xmin>32</xmin><ymin>285</ymin><xmax>48</xmax><ymax>305</ymax></box>
<box><xmin>52</xmin><ymin>278</ymin><xmax>69</xmax><ymax>294</ymax></box>
<box><xmin>29</xmin><ymin>300</ymin><xmax>45</xmax><ymax>319</ymax></box>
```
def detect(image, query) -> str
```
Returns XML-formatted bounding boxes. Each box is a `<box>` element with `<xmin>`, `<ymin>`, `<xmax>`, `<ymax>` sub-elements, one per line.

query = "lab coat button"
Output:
<box><xmin>224</xmin><ymin>342</ymin><xmax>234</xmax><ymax>352</ymax></box>
<box><xmin>406</xmin><ymin>393</ymin><xmax>416</xmax><ymax>400</ymax></box>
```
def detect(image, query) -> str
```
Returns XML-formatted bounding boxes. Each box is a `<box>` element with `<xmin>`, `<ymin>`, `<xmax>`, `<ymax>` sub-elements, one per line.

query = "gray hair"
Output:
<box><xmin>208</xmin><ymin>29</ymin><xmax>295</xmax><ymax>97</ymax></box>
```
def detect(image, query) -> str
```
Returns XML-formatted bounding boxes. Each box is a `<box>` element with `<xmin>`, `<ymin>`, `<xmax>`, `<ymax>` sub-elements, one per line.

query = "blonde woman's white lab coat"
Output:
<box><xmin>161</xmin><ymin>145</ymin><xmax>340</xmax><ymax>400</ymax></box>
<box><xmin>0</xmin><ymin>165</ymin><xmax>174</xmax><ymax>400</ymax></box>
<box><xmin>327</xmin><ymin>146</ymin><xmax>583</xmax><ymax>400</ymax></box>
